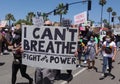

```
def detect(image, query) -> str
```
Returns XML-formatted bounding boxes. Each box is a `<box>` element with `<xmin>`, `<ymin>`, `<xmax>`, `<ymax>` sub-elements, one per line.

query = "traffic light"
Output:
<box><xmin>88</xmin><ymin>0</ymin><xmax>91</xmax><ymax>10</ymax></box>
<box><xmin>66</xmin><ymin>3</ymin><xmax>69</xmax><ymax>10</ymax></box>
<box><xmin>111</xmin><ymin>17</ymin><xmax>114</xmax><ymax>22</ymax></box>
<box><xmin>54</xmin><ymin>9</ymin><xmax>56</xmax><ymax>15</ymax></box>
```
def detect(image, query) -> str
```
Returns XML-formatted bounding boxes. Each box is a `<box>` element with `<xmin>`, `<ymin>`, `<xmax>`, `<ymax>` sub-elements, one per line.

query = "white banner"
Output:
<box><xmin>74</xmin><ymin>11</ymin><xmax>87</xmax><ymax>25</ymax></box>
<box><xmin>22</xmin><ymin>25</ymin><xmax>78</xmax><ymax>70</ymax></box>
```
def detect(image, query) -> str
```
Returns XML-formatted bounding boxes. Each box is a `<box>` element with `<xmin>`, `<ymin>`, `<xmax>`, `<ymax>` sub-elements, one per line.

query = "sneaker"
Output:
<box><xmin>99</xmin><ymin>74</ymin><xmax>105</xmax><ymax>80</ymax></box>
<box><xmin>0</xmin><ymin>53</ymin><xmax>3</xmax><ymax>55</ymax></box>
<box><xmin>76</xmin><ymin>65</ymin><xmax>81</xmax><ymax>68</ymax></box>
<box><xmin>29</xmin><ymin>79</ymin><xmax>33</xmax><ymax>84</ymax></box>
<box><xmin>84</xmin><ymin>61</ymin><xmax>87</xmax><ymax>64</ymax></box>
<box><xmin>107</xmin><ymin>66</ymin><xmax>109</xmax><ymax>70</ymax></box>
<box><xmin>78</xmin><ymin>65</ymin><xmax>81</xmax><ymax>68</ymax></box>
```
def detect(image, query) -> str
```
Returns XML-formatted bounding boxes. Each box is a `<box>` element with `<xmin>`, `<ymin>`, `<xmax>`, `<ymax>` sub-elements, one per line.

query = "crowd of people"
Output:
<box><xmin>76</xmin><ymin>26</ymin><xmax>117</xmax><ymax>80</ymax></box>
<box><xmin>0</xmin><ymin>21</ymin><xmax>119</xmax><ymax>84</ymax></box>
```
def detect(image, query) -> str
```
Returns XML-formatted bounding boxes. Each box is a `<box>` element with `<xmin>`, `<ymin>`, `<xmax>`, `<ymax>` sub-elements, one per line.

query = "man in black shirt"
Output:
<box><xmin>11</xmin><ymin>27</ymin><xmax>33</xmax><ymax>84</ymax></box>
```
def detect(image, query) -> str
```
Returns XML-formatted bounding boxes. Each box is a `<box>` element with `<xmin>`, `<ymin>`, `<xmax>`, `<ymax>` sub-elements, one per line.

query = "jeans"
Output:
<box><xmin>84</xmin><ymin>53</ymin><xmax>87</xmax><ymax>61</ymax></box>
<box><xmin>102</xmin><ymin>57</ymin><xmax>112</xmax><ymax>74</ymax></box>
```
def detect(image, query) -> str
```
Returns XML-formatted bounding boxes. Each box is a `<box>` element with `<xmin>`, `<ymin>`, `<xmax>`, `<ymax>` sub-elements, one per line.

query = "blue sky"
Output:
<box><xmin>0</xmin><ymin>0</ymin><xmax>120</xmax><ymax>25</ymax></box>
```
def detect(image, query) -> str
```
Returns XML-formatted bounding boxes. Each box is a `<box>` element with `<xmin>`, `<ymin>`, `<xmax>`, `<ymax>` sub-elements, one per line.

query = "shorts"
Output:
<box><xmin>78</xmin><ymin>53</ymin><xmax>82</xmax><ymax>60</ymax></box>
<box><xmin>87</xmin><ymin>53</ymin><xmax>95</xmax><ymax>61</ymax></box>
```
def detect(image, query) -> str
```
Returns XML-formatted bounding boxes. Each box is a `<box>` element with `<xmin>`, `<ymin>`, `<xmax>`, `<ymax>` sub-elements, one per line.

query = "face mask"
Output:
<box><xmin>80</xmin><ymin>37</ymin><xmax>83</xmax><ymax>39</ymax></box>
<box><xmin>106</xmin><ymin>38</ymin><xmax>111</xmax><ymax>42</ymax></box>
<box><xmin>90</xmin><ymin>38</ymin><xmax>94</xmax><ymax>41</ymax></box>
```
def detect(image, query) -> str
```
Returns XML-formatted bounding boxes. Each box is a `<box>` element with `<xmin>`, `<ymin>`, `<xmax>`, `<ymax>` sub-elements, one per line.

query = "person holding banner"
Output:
<box><xmin>11</xmin><ymin>27</ymin><xmax>33</xmax><ymax>84</ymax></box>
<box><xmin>35</xmin><ymin>20</ymin><xmax>56</xmax><ymax>84</ymax></box>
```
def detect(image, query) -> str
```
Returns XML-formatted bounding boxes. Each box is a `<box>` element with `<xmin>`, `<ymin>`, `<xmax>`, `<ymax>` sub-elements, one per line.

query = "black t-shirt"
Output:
<box><xmin>12</xmin><ymin>28</ymin><xmax>21</xmax><ymax>45</ymax></box>
<box><xmin>82</xmin><ymin>37</ymin><xmax>88</xmax><ymax>46</ymax></box>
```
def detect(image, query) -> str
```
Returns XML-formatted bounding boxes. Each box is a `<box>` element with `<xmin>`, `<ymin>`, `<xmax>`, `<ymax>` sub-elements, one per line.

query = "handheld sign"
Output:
<box><xmin>32</xmin><ymin>16</ymin><xmax>44</xmax><ymax>27</ymax></box>
<box><xmin>22</xmin><ymin>25</ymin><xmax>78</xmax><ymax>70</ymax></box>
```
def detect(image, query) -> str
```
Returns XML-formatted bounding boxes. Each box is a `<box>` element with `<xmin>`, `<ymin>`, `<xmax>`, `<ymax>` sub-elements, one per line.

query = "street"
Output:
<box><xmin>0</xmin><ymin>51</ymin><xmax>120</xmax><ymax>84</ymax></box>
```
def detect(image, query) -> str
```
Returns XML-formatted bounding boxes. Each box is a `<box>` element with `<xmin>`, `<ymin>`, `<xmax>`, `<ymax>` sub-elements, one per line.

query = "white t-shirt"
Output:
<box><xmin>102</xmin><ymin>41</ymin><xmax>116</xmax><ymax>57</ymax></box>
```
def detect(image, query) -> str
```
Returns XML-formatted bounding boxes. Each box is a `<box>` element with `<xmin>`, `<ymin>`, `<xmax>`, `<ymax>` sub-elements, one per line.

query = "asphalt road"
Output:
<box><xmin>0</xmin><ymin>50</ymin><xmax>120</xmax><ymax>84</ymax></box>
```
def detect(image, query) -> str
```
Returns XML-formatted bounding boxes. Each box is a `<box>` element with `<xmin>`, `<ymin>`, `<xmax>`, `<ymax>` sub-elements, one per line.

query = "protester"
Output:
<box><xmin>35</xmin><ymin>20</ymin><xmax>56</xmax><ymax>84</ymax></box>
<box><xmin>0</xmin><ymin>29</ymin><xmax>4</xmax><ymax>55</ymax></box>
<box><xmin>11</xmin><ymin>26</ymin><xmax>33</xmax><ymax>84</ymax></box>
<box><xmin>115</xmin><ymin>34</ymin><xmax>120</xmax><ymax>50</ymax></box>
<box><xmin>85</xmin><ymin>34</ymin><xmax>98</xmax><ymax>71</ymax></box>
<box><xmin>0</xmin><ymin>28</ymin><xmax>11</xmax><ymax>55</ymax></box>
<box><xmin>76</xmin><ymin>35</ymin><xmax>85</xmax><ymax>67</ymax></box>
<box><xmin>99</xmin><ymin>35</ymin><xmax>117</xmax><ymax>80</ymax></box>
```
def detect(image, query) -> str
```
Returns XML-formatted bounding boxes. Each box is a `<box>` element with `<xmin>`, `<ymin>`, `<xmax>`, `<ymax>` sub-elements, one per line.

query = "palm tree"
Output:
<box><xmin>15</xmin><ymin>19</ymin><xmax>32</xmax><ymax>25</ymax></box>
<box><xmin>118</xmin><ymin>16</ymin><xmax>120</xmax><ymax>24</ymax></box>
<box><xmin>103</xmin><ymin>19</ymin><xmax>107</xmax><ymax>24</ymax></box>
<box><xmin>26</xmin><ymin>12</ymin><xmax>36</xmax><ymax>24</ymax></box>
<box><xmin>107</xmin><ymin>7</ymin><xmax>112</xmax><ymax>24</ymax></box>
<box><xmin>5</xmin><ymin>13</ymin><xmax>16</xmax><ymax>27</ymax></box>
<box><xmin>55</xmin><ymin>3</ymin><xmax>68</xmax><ymax>26</ymax></box>
<box><xmin>112</xmin><ymin>11</ymin><xmax>117</xmax><ymax>28</ymax></box>
<box><xmin>41</xmin><ymin>13</ymin><xmax>49</xmax><ymax>22</ymax></box>
<box><xmin>99</xmin><ymin>0</ymin><xmax>107</xmax><ymax>28</ymax></box>
<box><xmin>103</xmin><ymin>19</ymin><xmax>110</xmax><ymax>28</ymax></box>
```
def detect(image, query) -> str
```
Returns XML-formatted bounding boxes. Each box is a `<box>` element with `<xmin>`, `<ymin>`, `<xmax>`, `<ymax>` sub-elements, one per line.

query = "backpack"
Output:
<box><xmin>104</xmin><ymin>42</ymin><xmax>112</xmax><ymax>54</ymax></box>
<box><xmin>77</xmin><ymin>42</ymin><xmax>84</xmax><ymax>53</ymax></box>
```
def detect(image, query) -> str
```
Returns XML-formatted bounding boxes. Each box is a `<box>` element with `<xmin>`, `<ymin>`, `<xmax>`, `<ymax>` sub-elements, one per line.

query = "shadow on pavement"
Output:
<box><xmin>99</xmin><ymin>73</ymin><xmax>115</xmax><ymax>80</ymax></box>
<box><xmin>3</xmin><ymin>52</ymin><xmax>10</xmax><ymax>55</ymax></box>
<box><xmin>16</xmin><ymin>82</ymin><xmax>29</xmax><ymax>84</ymax></box>
<box><xmin>0</xmin><ymin>62</ymin><xmax>5</xmax><ymax>66</ymax></box>
<box><xmin>55</xmin><ymin>73</ymin><xmax>73</xmax><ymax>83</ymax></box>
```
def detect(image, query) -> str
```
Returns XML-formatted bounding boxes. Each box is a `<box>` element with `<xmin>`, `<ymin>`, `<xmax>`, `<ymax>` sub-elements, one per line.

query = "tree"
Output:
<box><xmin>107</xmin><ymin>7</ymin><xmax>112</xmax><ymax>24</ymax></box>
<box><xmin>118</xmin><ymin>16</ymin><xmax>120</xmax><ymax>24</ymax></box>
<box><xmin>103</xmin><ymin>19</ymin><xmax>110</xmax><ymax>28</ymax></box>
<box><xmin>26</xmin><ymin>12</ymin><xmax>36</xmax><ymax>24</ymax></box>
<box><xmin>112</xmin><ymin>11</ymin><xmax>117</xmax><ymax>28</ymax></box>
<box><xmin>55</xmin><ymin>3</ymin><xmax>68</xmax><ymax>26</ymax></box>
<box><xmin>99</xmin><ymin>0</ymin><xmax>107</xmax><ymax>28</ymax></box>
<box><xmin>103</xmin><ymin>19</ymin><xmax>107</xmax><ymax>24</ymax></box>
<box><xmin>15</xmin><ymin>19</ymin><xmax>32</xmax><ymax>25</ymax></box>
<box><xmin>5</xmin><ymin>13</ymin><xmax>16</xmax><ymax>27</ymax></box>
<box><xmin>112</xmin><ymin>11</ymin><xmax>117</xmax><ymax>17</ymax></box>
<box><xmin>41</xmin><ymin>13</ymin><xmax>49</xmax><ymax>22</ymax></box>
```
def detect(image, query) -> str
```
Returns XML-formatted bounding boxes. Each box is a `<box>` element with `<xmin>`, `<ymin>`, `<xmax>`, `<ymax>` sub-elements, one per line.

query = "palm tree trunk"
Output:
<box><xmin>113</xmin><ymin>17</ymin><xmax>115</xmax><ymax>28</ymax></box>
<box><xmin>60</xmin><ymin>14</ymin><xmax>62</xmax><ymax>26</ymax></box>
<box><xmin>100</xmin><ymin>5</ymin><xmax>103</xmax><ymax>28</ymax></box>
<box><xmin>9</xmin><ymin>20</ymin><xmax>11</xmax><ymax>27</ymax></box>
<box><xmin>109</xmin><ymin>13</ymin><xmax>110</xmax><ymax>24</ymax></box>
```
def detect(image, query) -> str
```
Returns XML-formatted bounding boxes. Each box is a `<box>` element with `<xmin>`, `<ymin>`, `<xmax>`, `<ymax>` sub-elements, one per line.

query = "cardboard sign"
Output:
<box><xmin>22</xmin><ymin>25</ymin><xmax>78</xmax><ymax>70</ymax></box>
<box><xmin>74</xmin><ymin>11</ymin><xmax>87</xmax><ymax>25</ymax></box>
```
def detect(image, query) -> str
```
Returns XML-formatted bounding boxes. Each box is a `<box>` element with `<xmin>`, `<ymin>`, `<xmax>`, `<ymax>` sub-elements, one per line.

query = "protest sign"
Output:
<box><xmin>0</xmin><ymin>20</ymin><xmax>7</xmax><ymax>28</ymax></box>
<box><xmin>22</xmin><ymin>25</ymin><xmax>78</xmax><ymax>70</ymax></box>
<box><xmin>32</xmin><ymin>16</ymin><xmax>44</xmax><ymax>27</ymax></box>
<box><xmin>74</xmin><ymin>11</ymin><xmax>87</xmax><ymax>25</ymax></box>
